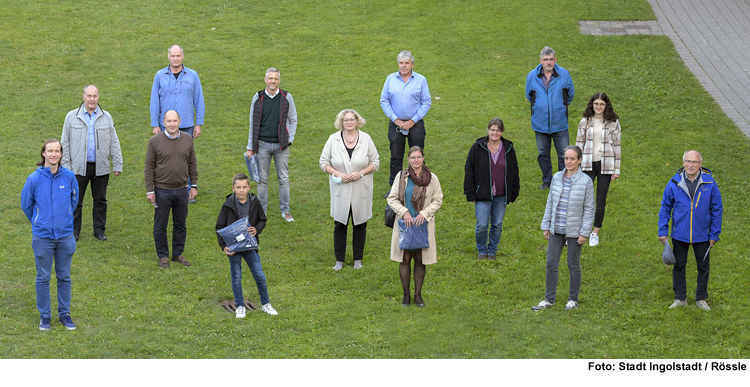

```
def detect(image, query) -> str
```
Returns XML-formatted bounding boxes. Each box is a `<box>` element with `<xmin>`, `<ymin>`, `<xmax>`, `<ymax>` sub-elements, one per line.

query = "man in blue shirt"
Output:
<box><xmin>525</xmin><ymin>47</ymin><xmax>575</xmax><ymax>190</ymax></box>
<box><xmin>150</xmin><ymin>45</ymin><xmax>204</xmax><ymax>203</ymax></box>
<box><xmin>61</xmin><ymin>85</ymin><xmax>123</xmax><ymax>242</ymax></box>
<box><xmin>380</xmin><ymin>51</ymin><xmax>432</xmax><ymax>193</ymax></box>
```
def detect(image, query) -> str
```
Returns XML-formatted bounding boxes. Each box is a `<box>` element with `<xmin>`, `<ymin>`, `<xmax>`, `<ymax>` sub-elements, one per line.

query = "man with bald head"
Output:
<box><xmin>61</xmin><ymin>84</ymin><xmax>123</xmax><ymax>241</ymax></box>
<box><xmin>145</xmin><ymin>110</ymin><xmax>199</xmax><ymax>269</ymax></box>
<box><xmin>658</xmin><ymin>150</ymin><xmax>722</xmax><ymax>311</ymax></box>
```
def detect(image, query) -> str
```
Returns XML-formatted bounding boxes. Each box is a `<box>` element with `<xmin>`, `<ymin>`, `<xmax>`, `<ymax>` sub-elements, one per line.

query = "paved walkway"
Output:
<box><xmin>581</xmin><ymin>1</ymin><xmax>750</xmax><ymax>138</ymax></box>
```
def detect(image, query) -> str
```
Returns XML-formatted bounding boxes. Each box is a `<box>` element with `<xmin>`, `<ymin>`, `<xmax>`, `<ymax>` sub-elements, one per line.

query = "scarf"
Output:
<box><xmin>398</xmin><ymin>165</ymin><xmax>432</xmax><ymax>212</ymax></box>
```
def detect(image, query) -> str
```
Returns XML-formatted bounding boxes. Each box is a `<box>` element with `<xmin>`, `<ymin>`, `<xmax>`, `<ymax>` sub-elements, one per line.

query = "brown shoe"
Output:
<box><xmin>487</xmin><ymin>255</ymin><xmax>496</xmax><ymax>261</ymax></box>
<box><xmin>478</xmin><ymin>254</ymin><xmax>487</xmax><ymax>260</ymax></box>
<box><xmin>158</xmin><ymin>256</ymin><xmax>170</xmax><ymax>269</ymax></box>
<box><xmin>172</xmin><ymin>255</ymin><xmax>191</xmax><ymax>267</ymax></box>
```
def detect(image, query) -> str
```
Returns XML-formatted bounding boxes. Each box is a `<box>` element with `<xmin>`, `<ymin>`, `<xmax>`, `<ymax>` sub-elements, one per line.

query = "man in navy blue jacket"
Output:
<box><xmin>658</xmin><ymin>150</ymin><xmax>723</xmax><ymax>311</ymax></box>
<box><xmin>525</xmin><ymin>47</ymin><xmax>575</xmax><ymax>190</ymax></box>
<box><xmin>21</xmin><ymin>139</ymin><xmax>79</xmax><ymax>331</ymax></box>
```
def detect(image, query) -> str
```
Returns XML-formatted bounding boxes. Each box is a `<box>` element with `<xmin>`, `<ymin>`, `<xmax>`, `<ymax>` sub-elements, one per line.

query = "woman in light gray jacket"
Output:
<box><xmin>532</xmin><ymin>145</ymin><xmax>594</xmax><ymax>312</ymax></box>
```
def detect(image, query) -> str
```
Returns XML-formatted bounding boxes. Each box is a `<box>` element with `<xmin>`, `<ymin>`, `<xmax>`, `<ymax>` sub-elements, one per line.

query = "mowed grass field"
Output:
<box><xmin>1</xmin><ymin>0</ymin><xmax>749</xmax><ymax>359</ymax></box>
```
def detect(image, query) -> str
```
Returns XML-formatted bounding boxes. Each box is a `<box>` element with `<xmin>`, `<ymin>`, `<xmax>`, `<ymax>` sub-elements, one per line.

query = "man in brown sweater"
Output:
<box><xmin>145</xmin><ymin>110</ymin><xmax>198</xmax><ymax>269</ymax></box>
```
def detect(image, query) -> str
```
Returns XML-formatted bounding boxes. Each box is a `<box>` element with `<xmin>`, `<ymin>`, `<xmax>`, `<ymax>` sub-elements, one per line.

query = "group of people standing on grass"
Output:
<box><xmin>21</xmin><ymin>44</ymin><xmax>723</xmax><ymax>330</ymax></box>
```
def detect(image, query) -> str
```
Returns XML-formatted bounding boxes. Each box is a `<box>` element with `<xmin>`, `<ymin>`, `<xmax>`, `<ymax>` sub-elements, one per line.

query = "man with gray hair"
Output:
<box><xmin>658</xmin><ymin>150</ymin><xmax>722</xmax><ymax>311</ymax></box>
<box><xmin>525</xmin><ymin>46</ymin><xmax>575</xmax><ymax>190</ymax></box>
<box><xmin>380</xmin><ymin>50</ymin><xmax>432</xmax><ymax>193</ymax></box>
<box><xmin>61</xmin><ymin>84</ymin><xmax>123</xmax><ymax>241</ymax></box>
<box><xmin>246</xmin><ymin>67</ymin><xmax>298</xmax><ymax>222</ymax></box>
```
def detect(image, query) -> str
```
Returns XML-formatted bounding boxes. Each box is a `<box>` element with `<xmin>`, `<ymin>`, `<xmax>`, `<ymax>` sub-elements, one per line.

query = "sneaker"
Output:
<box><xmin>158</xmin><ymin>256</ymin><xmax>170</xmax><ymax>269</ymax></box>
<box><xmin>531</xmin><ymin>300</ymin><xmax>554</xmax><ymax>311</ymax></box>
<box><xmin>172</xmin><ymin>255</ymin><xmax>191</xmax><ymax>267</ymax></box>
<box><xmin>353</xmin><ymin>261</ymin><xmax>363</xmax><ymax>269</ymax></box>
<box><xmin>565</xmin><ymin>300</ymin><xmax>579</xmax><ymax>310</ymax></box>
<box><xmin>262</xmin><ymin>303</ymin><xmax>278</xmax><ymax>315</ymax></box>
<box><xmin>235</xmin><ymin>305</ymin><xmax>246</xmax><ymax>318</ymax></box>
<box><xmin>39</xmin><ymin>317</ymin><xmax>51</xmax><ymax>331</ymax></box>
<box><xmin>696</xmin><ymin>300</ymin><xmax>711</xmax><ymax>311</ymax></box>
<box><xmin>487</xmin><ymin>255</ymin><xmax>496</xmax><ymax>261</ymax></box>
<box><xmin>333</xmin><ymin>262</ymin><xmax>343</xmax><ymax>271</ymax></box>
<box><xmin>188</xmin><ymin>198</ymin><xmax>197</xmax><ymax>204</ymax></box>
<box><xmin>282</xmin><ymin>212</ymin><xmax>295</xmax><ymax>222</ymax></box>
<box><xmin>477</xmin><ymin>254</ymin><xmax>487</xmax><ymax>261</ymax></box>
<box><xmin>589</xmin><ymin>233</ymin><xmax>599</xmax><ymax>247</ymax></box>
<box><xmin>59</xmin><ymin>314</ymin><xmax>76</xmax><ymax>330</ymax></box>
<box><xmin>538</xmin><ymin>182</ymin><xmax>550</xmax><ymax>190</ymax></box>
<box><xmin>669</xmin><ymin>299</ymin><xmax>688</xmax><ymax>309</ymax></box>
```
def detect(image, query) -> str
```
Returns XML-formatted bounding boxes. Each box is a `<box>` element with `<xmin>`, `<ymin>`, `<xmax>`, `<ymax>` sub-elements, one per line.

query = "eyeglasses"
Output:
<box><xmin>683</xmin><ymin>159</ymin><xmax>702</xmax><ymax>165</ymax></box>
<box><xmin>488</xmin><ymin>128</ymin><xmax>502</xmax><ymax>133</ymax></box>
<box><xmin>343</xmin><ymin>119</ymin><xmax>357</xmax><ymax>123</ymax></box>
<box><xmin>593</xmin><ymin>102</ymin><xmax>606</xmax><ymax>107</ymax></box>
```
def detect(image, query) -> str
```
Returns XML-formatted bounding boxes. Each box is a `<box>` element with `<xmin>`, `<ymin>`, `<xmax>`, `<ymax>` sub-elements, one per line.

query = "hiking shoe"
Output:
<box><xmin>669</xmin><ymin>299</ymin><xmax>688</xmax><ymax>309</ymax></box>
<box><xmin>262</xmin><ymin>303</ymin><xmax>278</xmax><ymax>316</ymax></box>
<box><xmin>539</xmin><ymin>182</ymin><xmax>550</xmax><ymax>190</ymax></box>
<box><xmin>353</xmin><ymin>261</ymin><xmax>363</xmax><ymax>269</ymax></box>
<box><xmin>531</xmin><ymin>300</ymin><xmax>554</xmax><ymax>311</ymax></box>
<box><xmin>172</xmin><ymin>255</ymin><xmax>191</xmax><ymax>267</ymax></box>
<box><xmin>59</xmin><ymin>314</ymin><xmax>76</xmax><ymax>330</ymax></box>
<box><xmin>589</xmin><ymin>233</ymin><xmax>599</xmax><ymax>247</ymax></box>
<box><xmin>282</xmin><ymin>212</ymin><xmax>295</xmax><ymax>222</ymax></box>
<box><xmin>478</xmin><ymin>254</ymin><xmax>487</xmax><ymax>261</ymax></box>
<box><xmin>333</xmin><ymin>262</ymin><xmax>343</xmax><ymax>271</ymax></box>
<box><xmin>235</xmin><ymin>305</ymin><xmax>246</xmax><ymax>318</ymax></box>
<box><xmin>39</xmin><ymin>317</ymin><xmax>51</xmax><ymax>331</ymax></box>
<box><xmin>696</xmin><ymin>300</ymin><xmax>711</xmax><ymax>311</ymax></box>
<box><xmin>158</xmin><ymin>256</ymin><xmax>170</xmax><ymax>269</ymax></box>
<box><xmin>565</xmin><ymin>300</ymin><xmax>579</xmax><ymax>310</ymax></box>
<box><xmin>487</xmin><ymin>255</ymin><xmax>496</xmax><ymax>261</ymax></box>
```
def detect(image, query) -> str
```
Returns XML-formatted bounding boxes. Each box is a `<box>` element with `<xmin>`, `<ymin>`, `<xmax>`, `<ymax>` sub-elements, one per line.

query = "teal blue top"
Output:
<box><xmin>405</xmin><ymin>177</ymin><xmax>418</xmax><ymax>217</ymax></box>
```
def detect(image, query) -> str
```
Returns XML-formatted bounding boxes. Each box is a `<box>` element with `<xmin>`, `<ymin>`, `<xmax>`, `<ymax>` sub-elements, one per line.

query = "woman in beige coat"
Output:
<box><xmin>387</xmin><ymin>146</ymin><xmax>443</xmax><ymax>307</ymax></box>
<box><xmin>319</xmin><ymin>109</ymin><xmax>379</xmax><ymax>271</ymax></box>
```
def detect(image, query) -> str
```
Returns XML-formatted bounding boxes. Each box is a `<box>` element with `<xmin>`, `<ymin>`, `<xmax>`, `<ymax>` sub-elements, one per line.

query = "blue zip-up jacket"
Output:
<box><xmin>658</xmin><ymin>167</ymin><xmax>722</xmax><ymax>243</ymax></box>
<box><xmin>525</xmin><ymin>63</ymin><xmax>574</xmax><ymax>134</ymax></box>
<box><xmin>21</xmin><ymin>166</ymin><xmax>78</xmax><ymax>239</ymax></box>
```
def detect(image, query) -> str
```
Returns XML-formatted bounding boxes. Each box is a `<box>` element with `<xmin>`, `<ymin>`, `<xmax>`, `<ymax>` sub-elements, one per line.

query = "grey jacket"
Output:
<box><xmin>541</xmin><ymin>167</ymin><xmax>595</xmax><ymax>238</ymax></box>
<box><xmin>61</xmin><ymin>104</ymin><xmax>123</xmax><ymax>176</ymax></box>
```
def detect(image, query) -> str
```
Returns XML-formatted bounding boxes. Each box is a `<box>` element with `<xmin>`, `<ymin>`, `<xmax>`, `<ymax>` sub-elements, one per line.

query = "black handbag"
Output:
<box><xmin>385</xmin><ymin>203</ymin><xmax>396</xmax><ymax>228</ymax></box>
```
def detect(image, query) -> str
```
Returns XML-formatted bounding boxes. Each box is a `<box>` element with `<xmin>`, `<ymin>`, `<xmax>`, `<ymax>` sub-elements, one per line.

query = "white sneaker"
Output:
<box><xmin>531</xmin><ymin>300</ymin><xmax>554</xmax><ymax>311</ymax></box>
<box><xmin>333</xmin><ymin>262</ymin><xmax>343</xmax><ymax>271</ymax></box>
<box><xmin>262</xmin><ymin>303</ymin><xmax>278</xmax><ymax>315</ymax></box>
<box><xmin>282</xmin><ymin>212</ymin><xmax>295</xmax><ymax>222</ymax></box>
<box><xmin>353</xmin><ymin>261</ymin><xmax>363</xmax><ymax>269</ymax></box>
<box><xmin>589</xmin><ymin>233</ymin><xmax>599</xmax><ymax>247</ymax></box>
<box><xmin>235</xmin><ymin>305</ymin><xmax>246</xmax><ymax>319</ymax></box>
<box><xmin>696</xmin><ymin>300</ymin><xmax>711</xmax><ymax>311</ymax></box>
<box><xmin>564</xmin><ymin>300</ymin><xmax>579</xmax><ymax>310</ymax></box>
<box><xmin>669</xmin><ymin>299</ymin><xmax>688</xmax><ymax>309</ymax></box>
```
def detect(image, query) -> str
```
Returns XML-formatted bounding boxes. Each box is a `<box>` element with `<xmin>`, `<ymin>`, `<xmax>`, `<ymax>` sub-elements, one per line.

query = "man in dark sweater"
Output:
<box><xmin>145</xmin><ymin>110</ymin><xmax>199</xmax><ymax>269</ymax></box>
<box><xmin>245</xmin><ymin>68</ymin><xmax>298</xmax><ymax>222</ymax></box>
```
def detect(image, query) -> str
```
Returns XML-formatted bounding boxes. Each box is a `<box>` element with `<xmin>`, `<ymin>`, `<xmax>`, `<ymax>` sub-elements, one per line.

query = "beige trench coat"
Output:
<box><xmin>319</xmin><ymin>130</ymin><xmax>379</xmax><ymax>224</ymax></box>
<box><xmin>387</xmin><ymin>171</ymin><xmax>443</xmax><ymax>265</ymax></box>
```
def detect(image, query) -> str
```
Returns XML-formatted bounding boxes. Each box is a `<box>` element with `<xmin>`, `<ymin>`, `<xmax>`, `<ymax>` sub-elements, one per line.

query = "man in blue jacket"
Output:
<box><xmin>525</xmin><ymin>47</ymin><xmax>575</xmax><ymax>190</ymax></box>
<box><xmin>658</xmin><ymin>150</ymin><xmax>723</xmax><ymax>311</ymax></box>
<box><xmin>21</xmin><ymin>139</ymin><xmax>79</xmax><ymax>331</ymax></box>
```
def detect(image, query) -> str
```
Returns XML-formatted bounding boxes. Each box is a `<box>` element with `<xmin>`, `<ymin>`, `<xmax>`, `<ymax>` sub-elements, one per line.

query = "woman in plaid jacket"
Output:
<box><xmin>575</xmin><ymin>92</ymin><xmax>621</xmax><ymax>247</ymax></box>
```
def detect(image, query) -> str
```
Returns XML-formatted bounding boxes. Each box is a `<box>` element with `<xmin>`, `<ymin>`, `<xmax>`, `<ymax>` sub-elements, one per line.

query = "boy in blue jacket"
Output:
<box><xmin>21</xmin><ymin>139</ymin><xmax>79</xmax><ymax>330</ymax></box>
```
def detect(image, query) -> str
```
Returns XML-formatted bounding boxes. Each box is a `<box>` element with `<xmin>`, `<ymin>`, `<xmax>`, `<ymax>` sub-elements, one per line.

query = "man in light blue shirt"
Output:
<box><xmin>380</xmin><ymin>51</ymin><xmax>432</xmax><ymax>190</ymax></box>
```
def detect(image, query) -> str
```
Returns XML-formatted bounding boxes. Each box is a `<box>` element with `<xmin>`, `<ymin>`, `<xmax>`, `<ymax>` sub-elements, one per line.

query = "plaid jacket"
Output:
<box><xmin>575</xmin><ymin>118</ymin><xmax>621</xmax><ymax>175</ymax></box>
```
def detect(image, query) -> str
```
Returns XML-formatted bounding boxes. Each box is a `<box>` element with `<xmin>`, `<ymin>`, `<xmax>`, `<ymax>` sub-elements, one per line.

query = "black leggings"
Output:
<box><xmin>584</xmin><ymin>161</ymin><xmax>612</xmax><ymax>229</ymax></box>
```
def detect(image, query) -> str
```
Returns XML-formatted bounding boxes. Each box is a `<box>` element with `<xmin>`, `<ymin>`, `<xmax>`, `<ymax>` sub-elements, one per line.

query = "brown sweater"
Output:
<box><xmin>145</xmin><ymin>132</ymin><xmax>198</xmax><ymax>191</ymax></box>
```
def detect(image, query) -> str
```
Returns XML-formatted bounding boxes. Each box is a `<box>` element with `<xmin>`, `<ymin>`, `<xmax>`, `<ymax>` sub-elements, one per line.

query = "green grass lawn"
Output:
<box><xmin>1</xmin><ymin>0</ymin><xmax>748</xmax><ymax>359</ymax></box>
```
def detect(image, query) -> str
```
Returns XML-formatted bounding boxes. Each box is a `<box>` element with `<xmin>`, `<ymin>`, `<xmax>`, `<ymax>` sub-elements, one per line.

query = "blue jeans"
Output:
<box><xmin>228</xmin><ymin>250</ymin><xmax>269</xmax><ymax>306</ymax></box>
<box><xmin>256</xmin><ymin>140</ymin><xmax>290</xmax><ymax>213</ymax></box>
<box><xmin>32</xmin><ymin>235</ymin><xmax>76</xmax><ymax>318</ymax></box>
<box><xmin>474</xmin><ymin>196</ymin><xmax>507</xmax><ymax>255</ymax></box>
<box><xmin>535</xmin><ymin>130</ymin><xmax>569</xmax><ymax>184</ymax></box>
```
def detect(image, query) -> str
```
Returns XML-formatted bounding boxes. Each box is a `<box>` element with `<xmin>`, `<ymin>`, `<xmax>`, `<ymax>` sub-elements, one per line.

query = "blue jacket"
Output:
<box><xmin>525</xmin><ymin>63</ymin><xmax>574</xmax><ymax>134</ymax></box>
<box><xmin>658</xmin><ymin>168</ymin><xmax>722</xmax><ymax>243</ymax></box>
<box><xmin>21</xmin><ymin>166</ymin><xmax>78</xmax><ymax>239</ymax></box>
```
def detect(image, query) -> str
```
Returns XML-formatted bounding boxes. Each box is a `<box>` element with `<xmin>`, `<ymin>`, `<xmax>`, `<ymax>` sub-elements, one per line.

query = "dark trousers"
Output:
<box><xmin>672</xmin><ymin>239</ymin><xmax>710</xmax><ymax>301</ymax></box>
<box><xmin>74</xmin><ymin>162</ymin><xmax>109</xmax><ymax>235</ymax></box>
<box><xmin>583</xmin><ymin>161</ymin><xmax>612</xmax><ymax>229</ymax></box>
<box><xmin>388</xmin><ymin>120</ymin><xmax>426</xmax><ymax>185</ymax></box>
<box><xmin>153</xmin><ymin>187</ymin><xmax>189</xmax><ymax>259</ymax></box>
<box><xmin>333</xmin><ymin>208</ymin><xmax>368</xmax><ymax>262</ymax></box>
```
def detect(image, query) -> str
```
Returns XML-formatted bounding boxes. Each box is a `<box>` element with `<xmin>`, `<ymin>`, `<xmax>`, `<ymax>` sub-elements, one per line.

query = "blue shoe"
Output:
<box><xmin>59</xmin><ymin>314</ymin><xmax>76</xmax><ymax>330</ymax></box>
<box><xmin>39</xmin><ymin>317</ymin><xmax>51</xmax><ymax>331</ymax></box>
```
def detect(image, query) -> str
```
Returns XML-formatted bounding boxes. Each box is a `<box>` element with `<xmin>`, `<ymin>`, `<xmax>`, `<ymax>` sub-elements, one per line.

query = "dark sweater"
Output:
<box><xmin>144</xmin><ymin>131</ymin><xmax>198</xmax><ymax>191</ymax></box>
<box><xmin>259</xmin><ymin>93</ymin><xmax>282</xmax><ymax>143</ymax></box>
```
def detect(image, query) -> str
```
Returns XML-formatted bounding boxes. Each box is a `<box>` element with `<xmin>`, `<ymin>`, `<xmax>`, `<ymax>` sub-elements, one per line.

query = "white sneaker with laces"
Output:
<box><xmin>262</xmin><ymin>303</ymin><xmax>278</xmax><ymax>315</ymax></box>
<box><xmin>282</xmin><ymin>212</ymin><xmax>295</xmax><ymax>222</ymax></box>
<box><xmin>589</xmin><ymin>233</ymin><xmax>599</xmax><ymax>247</ymax></box>
<box><xmin>696</xmin><ymin>300</ymin><xmax>711</xmax><ymax>311</ymax></box>
<box><xmin>235</xmin><ymin>305</ymin><xmax>246</xmax><ymax>319</ymax></box>
<box><xmin>531</xmin><ymin>300</ymin><xmax>554</xmax><ymax>311</ymax></box>
<box><xmin>353</xmin><ymin>261</ymin><xmax>363</xmax><ymax>269</ymax></box>
<box><xmin>333</xmin><ymin>262</ymin><xmax>343</xmax><ymax>271</ymax></box>
<box><xmin>565</xmin><ymin>300</ymin><xmax>579</xmax><ymax>310</ymax></box>
<box><xmin>669</xmin><ymin>299</ymin><xmax>688</xmax><ymax>309</ymax></box>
